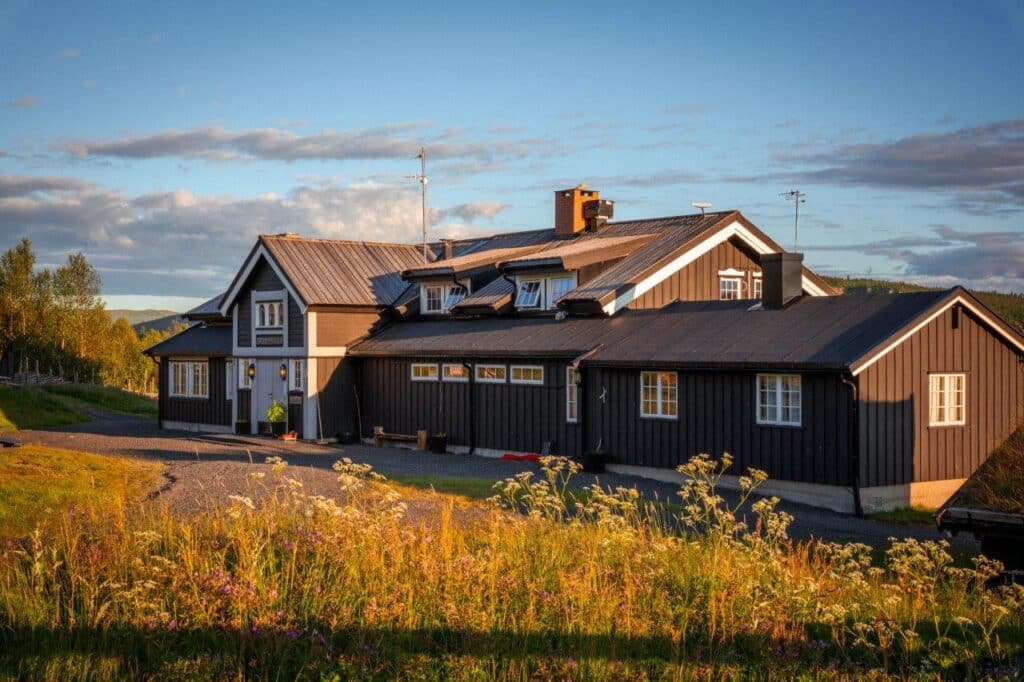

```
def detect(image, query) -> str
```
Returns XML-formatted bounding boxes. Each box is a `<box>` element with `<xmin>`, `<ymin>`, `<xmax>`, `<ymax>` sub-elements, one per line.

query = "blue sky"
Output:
<box><xmin>1</xmin><ymin>0</ymin><xmax>1022</xmax><ymax>310</ymax></box>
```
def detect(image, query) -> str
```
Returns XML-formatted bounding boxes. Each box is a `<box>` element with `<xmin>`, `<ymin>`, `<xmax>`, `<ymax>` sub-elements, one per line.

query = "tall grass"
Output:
<box><xmin>1</xmin><ymin>454</ymin><xmax>1022</xmax><ymax>679</ymax></box>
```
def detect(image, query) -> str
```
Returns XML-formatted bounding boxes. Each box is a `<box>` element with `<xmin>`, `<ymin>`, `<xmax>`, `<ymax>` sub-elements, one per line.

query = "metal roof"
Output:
<box><xmin>499</xmin><ymin>234</ymin><xmax>655</xmax><ymax>271</ymax></box>
<box><xmin>260</xmin><ymin>235</ymin><xmax>432</xmax><ymax>307</ymax></box>
<box><xmin>350</xmin><ymin>289</ymin><xmax>1011</xmax><ymax>372</ymax></box>
<box><xmin>144</xmin><ymin>324</ymin><xmax>232</xmax><ymax>357</ymax></box>
<box><xmin>185</xmin><ymin>293</ymin><xmax>225</xmax><ymax>320</ymax></box>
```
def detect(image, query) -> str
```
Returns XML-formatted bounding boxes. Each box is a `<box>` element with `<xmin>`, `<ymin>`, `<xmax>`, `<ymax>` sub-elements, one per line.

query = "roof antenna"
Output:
<box><xmin>779</xmin><ymin>189</ymin><xmax>805</xmax><ymax>251</ymax></box>
<box><xmin>692</xmin><ymin>202</ymin><xmax>711</xmax><ymax>217</ymax></box>
<box><xmin>407</xmin><ymin>147</ymin><xmax>428</xmax><ymax>263</ymax></box>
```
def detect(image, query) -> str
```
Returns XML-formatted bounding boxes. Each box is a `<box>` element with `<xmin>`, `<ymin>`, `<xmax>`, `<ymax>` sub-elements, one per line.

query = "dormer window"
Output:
<box><xmin>547</xmin><ymin>276</ymin><xmax>575</xmax><ymax>308</ymax></box>
<box><xmin>516</xmin><ymin>280</ymin><xmax>542</xmax><ymax>309</ymax></box>
<box><xmin>422</xmin><ymin>283</ymin><xmax>470</xmax><ymax>314</ymax></box>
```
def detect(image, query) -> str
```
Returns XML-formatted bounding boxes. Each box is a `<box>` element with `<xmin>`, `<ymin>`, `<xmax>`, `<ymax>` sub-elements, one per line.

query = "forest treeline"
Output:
<box><xmin>0</xmin><ymin>238</ymin><xmax>182</xmax><ymax>392</ymax></box>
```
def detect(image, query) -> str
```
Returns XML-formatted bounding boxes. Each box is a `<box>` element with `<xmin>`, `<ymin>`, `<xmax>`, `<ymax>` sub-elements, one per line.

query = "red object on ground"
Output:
<box><xmin>279</xmin><ymin>431</ymin><xmax>298</xmax><ymax>441</ymax></box>
<box><xmin>500</xmin><ymin>453</ymin><xmax>540</xmax><ymax>462</ymax></box>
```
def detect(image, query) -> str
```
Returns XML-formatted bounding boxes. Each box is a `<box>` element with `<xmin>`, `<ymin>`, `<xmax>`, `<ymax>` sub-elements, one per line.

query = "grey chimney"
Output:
<box><xmin>761</xmin><ymin>253</ymin><xmax>804</xmax><ymax>308</ymax></box>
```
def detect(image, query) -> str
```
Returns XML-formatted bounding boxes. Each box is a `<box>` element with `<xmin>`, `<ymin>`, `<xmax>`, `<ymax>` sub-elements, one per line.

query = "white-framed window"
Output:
<box><xmin>566</xmin><ymin>366</ymin><xmax>579</xmax><ymax>423</ymax></box>
<box><xmin>475</xmin><ymin>364</ymin><xmax>507</xmax><ymax>383</ymax></box>
<box><xmin>719</xmin><ymin>277</ymin><xmax>742</xmax><ymax>300</ymax></box>
<box><xmin>411</xmin><ymin>363</ymin><xmax>439</xmax><ymax>381</ymax></box>
<box><xmin>511</xmin><ymin>365</ymin><xmax>544</xmax><ymax>385</ymax></box>
<box><xmin>238</xmin><ymin>358</ymin><xmax>252</xmax><ymax>389</ymax></box>
<box><xmin>515</xmin><ymin>280</ymin><xmax>543</xmax><ymax>309</ymax></box>
<box><xmin>442</xmin><ymin>363</ymin><xmax>470</xmax><ymax>382</ymax></box>
<box><xmin>547</xmin><ymin>276</ymin><xmax>575</xmax><ymax>308</ymax></box>
<box><xmin>226</xmin><ymin>360</ymin><xmax>234</xmax><ymax>400</ymax></box>
<box><xmin>169</xmin><ymin>361</ymin><xmax>208</xmax><ymax>398</ymax></box>
<box><xmin>752</xmin><ymin>274</ymin><xmax>763</xmax><ymax>300</ymax></box>
<box><xmin>757</xmin><ymin>374</ymin><xmax>801</xmax><ymax>426</ymax></box>
<box><xmin>291</xmin><ymin>359</ymin><xmax>304</xmax><ymax>391</ymax></box>
<box><xmin>255</xmin><ymin>298</ymin><xmax>284</xmax><ymax>329</ymax></box>
<box><xmin>424</xmin><ymin>286</ymin><xmax>444</xmax><ymax>314</ymax></box>
<box><xmin>640</xmin><ymin>371</ymin><xmax>677</xmax><ymax>419</ymax></box>
<box><xmin>444</xmin><ymin>285</ymin><xmax>467</xmax><ymax>310</ymax></box>
<box><xmin>929</xmin><ymin>373</ymin><xmax>965</xmax><ymax>426</ymax></box>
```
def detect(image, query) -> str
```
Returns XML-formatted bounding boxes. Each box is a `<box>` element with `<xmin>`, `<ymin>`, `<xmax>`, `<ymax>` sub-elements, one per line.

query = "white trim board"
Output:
<box><xmin>851</xmin><ymin>294</ymin><xmax>1024</xmax><ymax>376</ymax></box>
<box><xmin>219</xmin><ymin>243</ymin><xmax>306</xmax><ymax>317</ymax></box>
<box><xmin>602</xmin><ymin>220</ymin><xmax>828</xmax><ymax>315</ymax></box>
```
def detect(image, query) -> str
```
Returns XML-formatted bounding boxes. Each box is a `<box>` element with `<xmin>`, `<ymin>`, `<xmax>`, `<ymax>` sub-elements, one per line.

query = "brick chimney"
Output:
<box><xmin>554</xmin><ymin>184</ymin><xmax>600</xmax><ymax>236</ymax></box>
<box><xmin>441</xmin><ymin>238</ymin><xmax>453</xmax><ymax>259</ymax></box>
<box><xmin>761</xmin><ymin>253</ymin><xmax>804</xmax><ymax>308</ymax></box>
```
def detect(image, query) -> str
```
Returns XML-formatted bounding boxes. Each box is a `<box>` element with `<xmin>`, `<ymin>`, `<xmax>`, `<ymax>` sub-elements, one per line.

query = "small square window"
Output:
<box><xmin>640</xmin><ymin>371</ymin><xmax>677</xmax><ymax>418</ymax></box>
<box><xmin>510</xmin><ymin>365</ymin><xmax>544</xmax><ymax>385</ymax></box>
<box><xmin>475</xmin><ymin>365</ymin><xmax>507</xmax><ymax>383</ymax></box>
<box><xmin>756</xmin><ymin>374</ymin><xmax>801</xmax><ymax>426</ymax></box>
<box><xmin>442</xmin><ymin>364</ymin><xmax>469</xmax><ymax>382</ymax></box>
<box><xmin>411</xmin><ymin>363</ymin><xmax>439</xmax><ymax>381</ymax></box>
<box><xmin>719</xmin><ymin>277</ymin><xmax>741</xmax><ymax>300</ymax></box>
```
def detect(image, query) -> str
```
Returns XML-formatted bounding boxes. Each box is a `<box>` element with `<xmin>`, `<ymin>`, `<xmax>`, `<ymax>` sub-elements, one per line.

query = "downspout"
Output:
<box><xmin>841</xmin><ymin>372</ymin><xmax>864</xmax><ymax>518</ymax></box>
<box><xmin>461</xmin><ymin>359</ymin><xmax>476</xmax><ymax>456</ymax></box>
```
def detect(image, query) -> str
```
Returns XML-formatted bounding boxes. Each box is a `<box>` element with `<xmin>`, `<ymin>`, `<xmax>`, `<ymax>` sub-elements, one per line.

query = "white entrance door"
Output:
<box><xmin>254</xmin><ymin>359</ymin><xmax>286</xmax><ymax>430</ymax></box>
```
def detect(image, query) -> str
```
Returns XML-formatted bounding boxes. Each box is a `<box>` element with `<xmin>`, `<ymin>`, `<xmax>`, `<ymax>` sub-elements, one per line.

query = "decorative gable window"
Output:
<box><xmin>255</xmin><ymin>299</ymin><xmax>284</xmax><ymax>329</ymax></box>
<box><xmin>516</xmin><ymin>280</ymin><xmax>542</xmax><ymax>309</ymax></box>
<box><xmin>169</xmin><ymin>361</ymin><xmax>208</xmax><ymax>399</ymax></box>
<box><xmin>757</xmin><ymin>374</ymin><xmax>801</xmax><ymax>426</ymax></box>
<box><xmin>640</xmin><ymin>371</ymin><xmax>677</xmax><ymax>419</ymax></box>
<box><xmin>929</xmin><ymin>373</ymin><xmax>965</xmax><ymax>426</ymax></box>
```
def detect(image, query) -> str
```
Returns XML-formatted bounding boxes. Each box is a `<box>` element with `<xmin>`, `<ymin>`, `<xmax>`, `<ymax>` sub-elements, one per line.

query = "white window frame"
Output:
<box><xmin>169</xmin><ymin>360</ymin><xmax>209</xmax><ymax>399</ymax></box>
<box><xmin>566</xmin><ymin>366</ymin><xmax>579</xmax><ymax>423</ymax></box>
<box><xmin>254</xmin><ymin>296</ymin><xmax>285</xmax><ymax>330</ymax></box>
<box><xmin>510</xmin><ymin>364</ymin><xmax>544</xmax><ymax>385</ymax></box>
<box><xmin>515</xmin><ymin>279</ymin><xmax>543</xmax><ymax>309</ymax></box>
<box><xmin>423</xmin><ymin>285</ymin><xmax>444</xmax><ymax>314</ymax></box>
<box><xmin>719</xmin><ymin>276</ymin><xmax>742</xmax><ymax>301</ymax></box>
<box><xmin>291</xmin><ymin>358</ymin><xmax>304</xmax><ymax>391</ymax></box>
<box><xmin>423</xmin><ymin>283</ymin><xmax>470</xmax><ymax>314</ymax></box>
<box><xmin>442</xmin><ymin>363</ymin><xmax>470</xmax><ymax>382</ymax></box>
<box><xmin>756</xmin><ymin>374</ymin><xmax>802</xmax><ymax>427</ymax></box>
<box><xmin>929</xmin><ymin>373</ymin><xmax>966</xmax><ymax>426</ymax></box>
<box><xmin>640</xmin><ymin>371</ymin><xmax>677</xmax><ymax>419</ymax></box>
<box><xmin>411</xmin><ymin>363</ymin><xmax>439</xmax><ymax>381</ymax></box>
<box><xmin>238</xmin><ymin>358</ymin><xmax>252</xmax><ymax>389</ymax></box>
<box><xmin>547</xmin><ymin>275</ymin><xmax>576</xmax><ymax>309</ymax></box>
<box><xmin>475</xmin><ymin>364</ymin><xmax>507</xmax><ymax>383</ymax></box>
<box><xmin>752</xmin><ymin>273</ymin><xmax>763</xmax><ymax>300</ymax></box>
<box><xmin>226</xmin><ymin>360</ymin><xmax>234</xmax><ymax>400</ymax></box>
<box><xmin>444</xmin><ymin>285</ymin><xmax>467</xmax><ymax>310</ymax></box>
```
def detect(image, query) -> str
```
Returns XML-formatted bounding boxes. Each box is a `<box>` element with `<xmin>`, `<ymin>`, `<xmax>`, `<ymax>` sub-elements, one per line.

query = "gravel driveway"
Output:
<box><xmin>9</xmin><ymin>408</ymin><xmax>976</xmax><ymax>550</ymax></box>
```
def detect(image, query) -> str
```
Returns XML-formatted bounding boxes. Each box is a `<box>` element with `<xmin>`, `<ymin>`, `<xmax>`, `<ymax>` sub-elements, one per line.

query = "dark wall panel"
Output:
<box><xmin>357</xmin><ymin>357</ymin><xmax>582</xmax><ymax>456</ymax></box>
<box><xmin>317</xmin><ymin>357</ymin><xmax>358</xmax><ymax>440</ymax></box>
<box><xmin>288</xmin><ymin>293</ymin><xmax>304</xmax><ymax>347</ymax></box>
<box><xmin>858</xmin><ymin>306</ymin><xmax>1024</xmax><ymax>486</ymax></box>
<box><xmin>159</xmin><ymin>357</ymin><xmax>231</xmax><ymax>427</ymax></box>
<box><xmin>629</xmin><ymin>237</ymin><xmax>762</xmax><ymax>309</ymax></box>
<box><xmin>588</xmin><ymin>368</ymin><xmax>850</xmax><ymax>485</ymax></box>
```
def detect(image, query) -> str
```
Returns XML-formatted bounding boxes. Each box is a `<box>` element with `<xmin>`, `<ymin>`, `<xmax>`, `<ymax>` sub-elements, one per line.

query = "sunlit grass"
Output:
<box><xmin>0</xmin><ymin>386</ymin><xmax>87</xmax><ymax>431</ymax></box>
<box><xmin>1</xmin><ymin>454</ymin><xmax>1021</xmax><ymax>679</ymax></box>
<box><xmin>868</xmin><ymin>505</ymin><xmax>936</xmax><ymax>525</ymax></box>
<box><xmin>41</xmin><ymin>383</ymin><xmax>158</xmax><ymax>419</ymax></box>
<box><xmin>0</xmin><ymin>445</ymin><xmax>162</xmax><ymax>537</ymax></box>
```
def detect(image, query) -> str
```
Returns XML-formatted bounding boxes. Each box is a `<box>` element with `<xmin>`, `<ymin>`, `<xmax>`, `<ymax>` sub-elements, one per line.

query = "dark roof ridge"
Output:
<box><xmin>604</xmin><ymin>209</ymin><xmax>737</xmax><ymax>226</ymax></box>
<box><xmin>259</xmin><ymin>234</ymin><xmax>431</xmax><ymax>250</ymax></box>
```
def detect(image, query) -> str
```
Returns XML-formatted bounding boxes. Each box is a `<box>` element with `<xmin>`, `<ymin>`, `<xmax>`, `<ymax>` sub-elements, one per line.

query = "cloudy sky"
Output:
<box><xmin>1</xmin><ymin>1</ymin><xmax>1022</xmax><ymax>310</ymax></box>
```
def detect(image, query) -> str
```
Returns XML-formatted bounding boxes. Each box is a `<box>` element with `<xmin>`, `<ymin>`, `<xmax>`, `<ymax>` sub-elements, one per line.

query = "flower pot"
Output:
<box><xmin>581</xmin><ymin>451</ymin><xmax>606</xmax><ymax>474</ymax></box>
<box><xmin>428</xmin><ymin>435</ymin><xmax>448</xmax><ymax>454</ymax></box>
<box><xmin>235</xmin><ymin>421</ymin><xmax>250</xmax><ymax>435</ymax></box>
<box><xmin>270</xmin><ymin>421</ymin><xmax>286</xmax><ymax>437</ymax></box>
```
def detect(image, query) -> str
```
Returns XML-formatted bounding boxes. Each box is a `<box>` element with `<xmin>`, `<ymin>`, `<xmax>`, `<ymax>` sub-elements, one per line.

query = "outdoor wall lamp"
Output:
<box><xmin>247</xmin><ymin>363</ymin><xmax>256</xmax><ymax>379</ymax></box>
<box><xmin>279</xmin><ymin>363</ymin><xmax>288</xmax><ymax>381</ymax></box>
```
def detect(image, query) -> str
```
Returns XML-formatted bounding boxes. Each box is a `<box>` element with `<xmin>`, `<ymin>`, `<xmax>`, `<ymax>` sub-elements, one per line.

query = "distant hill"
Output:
<box><xmin>108</xmin><ymin>309</ymin><xmax>183</xmax><ymax>335</ymax></box>
<box><xmin>823</xmin><ymin>276</ymin><xmax>1024</xmax><ymax>332</ymax></box>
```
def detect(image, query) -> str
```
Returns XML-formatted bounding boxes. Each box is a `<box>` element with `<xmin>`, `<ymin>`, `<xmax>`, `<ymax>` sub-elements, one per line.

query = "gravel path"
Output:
<box><xmin>9</xmin><ymin>409</ymin><xmax>976</xmax><ymax>550</ymax></box>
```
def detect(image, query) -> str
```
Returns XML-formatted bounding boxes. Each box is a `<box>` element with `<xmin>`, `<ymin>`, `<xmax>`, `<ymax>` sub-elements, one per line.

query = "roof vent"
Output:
<box><xmin>583</xmin><ymin>199</ymin><xmax>614</xmax><ymax>232</ymax></box>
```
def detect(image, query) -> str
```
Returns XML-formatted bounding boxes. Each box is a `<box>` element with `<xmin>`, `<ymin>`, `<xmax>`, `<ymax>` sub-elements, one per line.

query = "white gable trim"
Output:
<box><xmin>602</xmin><ymin>220</ymin><xmax>827</xmax><ymax>315</ymax></box>
<box><xmin>851</xmin><ymin>295</ymin><xmax>1024</xmax><ymax>376</ymax></box>
<box><xmin>219</xmin><ymin>243</ymin><xmax>306</xmax><ymax>317</ymax></box>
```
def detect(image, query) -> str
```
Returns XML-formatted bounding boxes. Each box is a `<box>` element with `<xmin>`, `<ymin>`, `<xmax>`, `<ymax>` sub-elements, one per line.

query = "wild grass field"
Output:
<box><xmin>1</xmin><ymin>454</ymin><xmax>1021</xmax><ymax>680</ymax></box>
<box><xmin>0</xmin><ymin>386</ymin><xmax>87</xmax><ymax>431</ymax></box>
<box><xmin>40</xmin><ymin>383</ymin><xmax>158</xmax><ymax>419</ymax></box>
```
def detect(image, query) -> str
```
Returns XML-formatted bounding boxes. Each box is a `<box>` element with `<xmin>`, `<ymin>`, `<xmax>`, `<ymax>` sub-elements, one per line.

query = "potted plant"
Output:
<box><xmin>427</xmin><ymin>431</ymin><xmax>448</xmax><ymax>454</ymax></box>
<box><xmin>266</xmin><ymin>400</ymin><xmax>287</xmax><ymax>437</ymax></box>
<box><xmin>581</xmin><ymin>449</ymin><xmax>607</xmax><ymax>474</ymax></box>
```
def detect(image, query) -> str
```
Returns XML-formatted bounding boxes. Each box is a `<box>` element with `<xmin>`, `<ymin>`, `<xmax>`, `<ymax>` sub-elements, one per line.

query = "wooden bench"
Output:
<box><xmin>373</xmin><ymin>426</ymin><xmax>427</xmax><ymax>451</ymax></box>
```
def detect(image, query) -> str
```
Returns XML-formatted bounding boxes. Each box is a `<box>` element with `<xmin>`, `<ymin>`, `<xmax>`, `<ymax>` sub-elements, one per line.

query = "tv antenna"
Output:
<box><xmin>779</xmin><ymin>189</ymin><xmax>805</xmax><ymax>251</ymax></box>
<box><xmin>407</xmin><ymin>147</ymin><xmax>428</xmax><ymax>263</ymax></box>
<box><xmin>692</xmin><ymin>202</ymin><xmax>712</xmax><ymax>217</ymax></box>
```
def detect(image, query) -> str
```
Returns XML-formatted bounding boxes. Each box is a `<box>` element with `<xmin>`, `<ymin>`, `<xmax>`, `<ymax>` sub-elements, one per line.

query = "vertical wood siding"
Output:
<box><xmin>588</xmin><ymin>368</ymin><xmax>850</xmax><ymax>484</ymax></box>
<box><xmin>317</xmin><ymin>357</ymin><xmax>358</xmax><ymax>439</ymax></box>
<box><xmin>316</xmin><ymin>311</ymin><xmax>382</xmax><ymax>347</ymax></box>
<box><xmin>236</xmin><ymin>388</ymin><xmax>251</xmax><ymax>428</ymax></box>
<box><xmin>237</xmin><ymin>258</ymin><xmax>306</xmax><ymax>347</ymax></box>
<box><xmin>357</xmin><ymin>357</ymin><xmax>582</xmax><ymax>456</ymax></box>
<box><xmin>629</xmin><ymin>238</ymin><xmax>762</xmax><ymax>308</ymax></box>
<box><xmin>158</xmin><ymin>357</ymin><xmax>232</xmax><ymax>427</ymax></box>
<box><xmin>858</xmin><ymin>306</ymin><xmax>1024</xmax><ymax>486</ymax></box>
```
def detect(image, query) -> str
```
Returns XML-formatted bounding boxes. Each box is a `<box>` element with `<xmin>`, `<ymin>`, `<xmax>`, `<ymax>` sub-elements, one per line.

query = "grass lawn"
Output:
<box><xmin>387</xmin><ymin>473</ymin><xmax>500</xmax><ymax>500</ymax></box>
<box><xmin>0</xmin><ymin>385</ymin><xmax>87</xmax><ymax>431</ymax></box>
<box><xmin>0</xmin><ymin>445</ymin><xmax>162</xmax><ymax>537</ymax></box>
<box><xmin>40</xmin><ymin>383</ymin><xmax>158</xmax><ymax>419</ymax></box>
<box><xmin>867</xmin><ymin>505</ymin><xmax>936</xmax><ymax>524</ymax></box>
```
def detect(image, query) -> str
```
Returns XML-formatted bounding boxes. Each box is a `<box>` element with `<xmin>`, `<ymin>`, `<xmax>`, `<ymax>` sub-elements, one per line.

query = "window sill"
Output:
<box><xmin>640</xmin><ymin>414</ymin><xmax>678</xmax><ymax>421</ymax></box>
<box><xmin>756</xmin><ymin>422</ymin><xmax>803</xmax><ymax>429</ymax></box>
<box><xmin>928</xmin><ymin>423</ymin><xmax>966</xmax><ymax>428</ymax></box>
